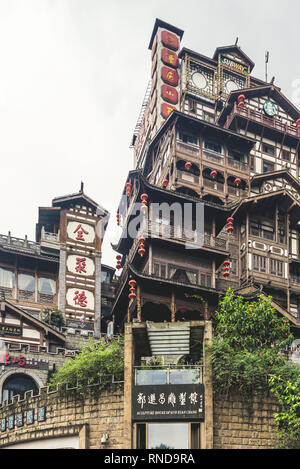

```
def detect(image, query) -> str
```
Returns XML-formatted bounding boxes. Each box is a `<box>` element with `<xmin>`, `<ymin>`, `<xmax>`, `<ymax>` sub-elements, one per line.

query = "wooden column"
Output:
<box><xmin>124</xmin><ymin>323</ymin><xmax>134</xmax><ymax>449</ymax></box>
<box><xmin>203</xmin><ymin>320</ymin><xmax>213</xmax><ymax>449</ymax></box>
<box><xmin>171</xmin><ymin>290</ymin><xmax>176</xmax><ymax>322</ymax></box>
<box><xmin>137</xmin><ymin>285</ymin><xmax>142</xmax><ymax>321</ymax></box>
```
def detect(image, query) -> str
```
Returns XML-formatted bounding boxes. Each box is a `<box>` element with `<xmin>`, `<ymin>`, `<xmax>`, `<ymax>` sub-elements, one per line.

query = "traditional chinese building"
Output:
<box><xmin>111</xmin><ymin>18</ymin><xmax>300</xmax><ymax>449</ymax></box>
<box><xmin>0</xmin><ymin>187</ymin><xmax>116</xmax><ymax>404</ymax></box>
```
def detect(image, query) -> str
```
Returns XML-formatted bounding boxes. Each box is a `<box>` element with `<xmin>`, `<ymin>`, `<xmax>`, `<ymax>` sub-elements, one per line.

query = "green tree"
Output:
<box><xmin>211</xmin><ymin>289</ymin><xmax>293</xmax><ymax>398</ymax></box>
<box><xmin>49</xmin><ymin>337</ymin><xmax>124</xmax><ymax>394</ymax></box>
<box><xmin>211</xmin><ymin>289</ymin><xmax>300</xmax><ymax>448</ymax></box>
<box><xmin>42</xmin><ymin>308</ymin><xmax>65</xmax><ymax>328</ymax></box>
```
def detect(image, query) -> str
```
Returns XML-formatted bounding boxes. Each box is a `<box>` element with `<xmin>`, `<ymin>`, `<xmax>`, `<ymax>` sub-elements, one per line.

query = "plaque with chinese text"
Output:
<box><xmin>132</xmin><ymin>384</ymin><xmax>204</xmax><ymax>421</ymax></box>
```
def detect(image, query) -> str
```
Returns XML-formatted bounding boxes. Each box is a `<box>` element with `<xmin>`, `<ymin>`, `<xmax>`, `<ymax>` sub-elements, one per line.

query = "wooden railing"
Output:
<box><xmin>225</xmin><ymin>102</ymin><xmax>300</xmax><ymax>138</ymax></box>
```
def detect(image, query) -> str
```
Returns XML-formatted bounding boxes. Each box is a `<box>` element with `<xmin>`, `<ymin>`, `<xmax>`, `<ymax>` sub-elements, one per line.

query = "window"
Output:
<box><xmin>203</xmin><ymin>112</ymin><xmax>215</xmax><ymax>124</ymax></box>
<box><xmin>0</xmin><ymin>268</ymin><xmax>14</xmax><ymax>289</ymax></box>
<box><xmin>263</xmin><ymin>161</ymin><xmax>275</xmax><ymax>173</ymax></box>
<box><xmin>18</xmin><ymin>273</ymin><xmax>35</xmax><ymax>292</ymax></box>
<box><xmin>262</xmin><ymin>144</ymin><xmax>275</xmax><ymax>156</ymax></box>
<box><xmin>282</xmin><ymin>150</ymin><xmax>291</xmax><ymax>161</ymax></box>
<box><xmin>270</xmin><ymin>259</ymin><xmax>284</xmax><ymax>277</ymax></box>
<box><xmin>169</xmin><ymin>267</ymin><xmax>197</xmax><ymax>285</ymax></box>
<box><xmin>38</xmin><ymin>277</ymin><xmax>56</xmax><ymax>295</ymax></box>
<box><xmin>253</xmin><ymin>255</ymin><xmax>267</xmax><ymax>273</ymax></box>
<box><xmin>188</xmin><ymin>98</ymin><xmax>196</xmax><ymax>113</ymax></box>
<box><xmin>177</xmin><ymin>131</ymin><xmax>199</xmax><ymax>147</ymax></box>
<box><xmin>250</xmin><ymin>217</ymin><xmax>275</xmax><ymax>240</ymax></box>
<box><xmin>203</xmin><ymin>139</ymin><xmax>223</xmax><ymax>155</ymax></box>
<box><xmin>136</xmin><ymin>423</ymin><xmax>201</xmax><ymax>449</ymax></box>
<box><xmin>152</xmin><ymin>263</ymin><xmax>167</xmax><ymax>279</ymax></box>
<box><xmin>228</xmin><ymin>148</ymin><xmax>248</xmax><ymax>164</ymax></box>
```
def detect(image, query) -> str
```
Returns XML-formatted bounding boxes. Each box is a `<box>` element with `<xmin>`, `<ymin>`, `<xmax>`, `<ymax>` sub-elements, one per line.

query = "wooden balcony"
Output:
<box><xmin>139</xmin><ymin>221</ymin><xmax>228</xmax><ymax>252</ymax></box>
<box><xmin>224</xmin><ymin>102</ymin><xmax>300</xmax><ymax>138</ymax></box>
<box><xmin>175</xmin><ymin>140</ymin><xmax>200</xmax><ymax>159</ymax></box>
<box><xmin>176</xmin><ymin>170</ymin><xmax>199</xmax><ymax>185</ymax></box>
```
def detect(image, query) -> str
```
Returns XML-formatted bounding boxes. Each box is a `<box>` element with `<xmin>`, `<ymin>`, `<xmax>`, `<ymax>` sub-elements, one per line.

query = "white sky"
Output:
<box><xmin>0</xmin><ymin>0</ymin><xmax>299</xmax><ymax>267</ymax></box>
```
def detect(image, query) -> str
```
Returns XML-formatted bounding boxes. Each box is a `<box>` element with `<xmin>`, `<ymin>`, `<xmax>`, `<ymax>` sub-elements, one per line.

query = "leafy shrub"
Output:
<box><xmin>49</xmin><ymin>337</ymin><xmax>124</xmax><ymax>395</ymax></box>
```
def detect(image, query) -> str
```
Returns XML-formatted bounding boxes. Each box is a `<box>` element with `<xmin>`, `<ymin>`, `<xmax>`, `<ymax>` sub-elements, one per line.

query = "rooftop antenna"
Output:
<box><xmin>265</xmin><ymin>51</ymin><xmax>269</xmax><ymax>82</ymax></box>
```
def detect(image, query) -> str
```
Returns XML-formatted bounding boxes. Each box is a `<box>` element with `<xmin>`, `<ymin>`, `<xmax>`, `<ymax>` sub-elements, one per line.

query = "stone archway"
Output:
<box><xmin>0</xmin><ymin>369</ymin><xmax>44</xmax><ymax>402</ymax></box>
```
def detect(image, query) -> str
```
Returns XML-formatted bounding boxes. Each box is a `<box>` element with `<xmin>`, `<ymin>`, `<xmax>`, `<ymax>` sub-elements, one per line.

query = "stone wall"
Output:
<box><xmin>213</xmin><ymin>393</ymin><xmax>280</xmax><ymax>449</ymax></box>
<box><xmin>0</xmin><ymin>381</ymin><xmax>124</xmax><ymax>449</ymax></box>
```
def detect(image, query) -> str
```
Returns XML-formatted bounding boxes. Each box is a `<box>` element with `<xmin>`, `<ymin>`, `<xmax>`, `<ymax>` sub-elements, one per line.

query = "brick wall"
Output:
<box><xmin>0</xmin><ymin>382</ymin><xmax>124</xmax><ymax>449</ymax></box>
<box><xmin>213</xmin><ymin>393</ymin><xmax>280</xmax><ymax>449</ymax></box>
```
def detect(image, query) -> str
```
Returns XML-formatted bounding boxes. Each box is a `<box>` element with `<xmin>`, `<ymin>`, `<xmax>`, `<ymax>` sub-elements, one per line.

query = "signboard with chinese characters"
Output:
<box><xmin>58</xmin><ymin>203</ymin><xmax>103</xmax><ymax>331</ymax></box>
<box><xmin>0</xmin><ymin>325</ymin><xmax>22</xmax><ymax>336</ymax></box>
<box><xmin>132</xmin><ymin>384</ymin><xmax>204</xmax><ymax>421</ymax></box>
<box><xmin>0</xmin><ymin>352</ymin><xmax>49</xmax><ymax>370</ymax></box>
<box><xmin>150</xmin><ymin>26</ymin><xmax>182</xmax><ymax>137</ymax></box>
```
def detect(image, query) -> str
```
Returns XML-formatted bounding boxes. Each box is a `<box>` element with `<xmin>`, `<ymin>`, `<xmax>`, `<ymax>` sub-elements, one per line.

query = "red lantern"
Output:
<box><xmin>128</xmin><ymin>279</ymin><xmax>137</xmax><ymax>300</ymax></box>
<box><xmin>128</xmin><ymin>292</ymin><xmax>137</xmax><ymax>299</ymax></box>
<box><xmin>296</xmin><ymin>118</ymin><xmax>300</xmax><ymax>128</ymax></box>
<box><xmin>140</xmin><ymin>194</ymin><xmax>148</xmax><ymax>216</ymax></box>
<box><xmin>138</xmin><ymin>237</ymin><xmax>146</xmax><ymax>257</ymax></box>
<box><xmin>128</xmin><ymin>280</ymin><xmax>137</xmax><ymax>287</ymax></box>
<box><xmin>138</xmin><ymin>247</ymin><xmax>146</xmax><ymax>257</ymax></box>
<box><xmin>226</xmin><ymin>225</ymin><xmax>234</xmax><ymax>234</ymax></box>
<box><xmin>237</xmin><ymin>94</ymin><xmax>245</xmax><ymax>108</ymax></box>
<box><xmin>223</xmin><ymin>271</ymin><xmax>230</xmax><ymax>279</ymax></box>
<box><xmin>234</xmin><ymin>178</ymin><xmax>241</xmax><ymax>187</ymax></box>
<box><xmin>162</xmin><ymin>178</ymin><xmax>169</xmax><ymax>187</ymax></box>
<box><xmin>210</xmin><ymin>170</ymin><xmax>217</xmax><ymax>180</ymax></box>
<box><xmin>185</xmin><ymin>162</ymin><xmax>192</xmax><ymax>171</ymax></box>
<box><xmin>223</xmin><ymin>260</ymin><xmax>230</xmax><ymax>267</ymax></box>
<box><xmin>126</xmin><ymin>182</ymin><xmax>132</xmax><ymax>197</ymax></box>
<box><xmin>227</xmin><ymin>217</ymin><xmax>234</xmax><ymax>224</ymax></box>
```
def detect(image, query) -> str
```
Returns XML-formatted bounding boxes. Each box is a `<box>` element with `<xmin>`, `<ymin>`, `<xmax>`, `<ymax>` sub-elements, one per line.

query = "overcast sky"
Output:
<box><xmin>0</xmin><ymin>0</ymin><xmax>300</xmax><ymax>267</ymax></box>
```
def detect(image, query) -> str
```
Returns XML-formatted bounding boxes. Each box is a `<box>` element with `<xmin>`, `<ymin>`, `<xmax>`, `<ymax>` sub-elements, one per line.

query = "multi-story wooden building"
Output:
<box><xmin>112</xmin><ymin>19</ymin><xmax>300</xmax><ymax>449</ymax></box>
<box><xmin>0</xmin><ymin>187</ymin><xmax>116</xmax><ymax>404</ymax></box>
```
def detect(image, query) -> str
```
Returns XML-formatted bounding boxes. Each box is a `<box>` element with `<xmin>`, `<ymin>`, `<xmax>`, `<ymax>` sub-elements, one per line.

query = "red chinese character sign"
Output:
<box><xmin>66</xmin><ymin>255</ymin><xmax>95</xmax><ymax>276</ymax></box>
<box><xmin>161</xmin><ymin>48</ymin><xmax>179</xmax><ymax>68</ymax></box>
<box><xmin>161</xmin><ymin>66</ymin><xmax>179</xmax><ymax>86</ymax></box>
<box><xmin>66</xmin><ymin>288</ymin><xmax>95</xmax><ymax>310</ymax></box>
<box><xmin>161</xmin><ymin>84</ymin><xmax>178</xmax><ymax>104</ymax></box>
<box><xmin>161</xmin><ymin>103</ymin><xmax>176</xmax><ymax>119</ymax></box>
<box><xmin>67</xmin><ymin>221</ymin><xmax>95</xmax><ymax>244</ymax></box>
<box><xmin>161</xmin><ymin>30</ymin><xmax>179</xmax><ymax>51</ymax></box>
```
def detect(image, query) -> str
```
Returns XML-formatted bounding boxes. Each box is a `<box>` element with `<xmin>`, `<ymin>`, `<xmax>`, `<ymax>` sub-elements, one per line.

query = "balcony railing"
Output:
<box><xmin>203</xmin><ymin>179</ymin><xmax>224</xmax><ymax>193</ymax></box>
<box><xmin>0</xmin><ymin>233</ymin><xmax>40</xmax><ymax>254</ymax></box>
<box><xmin>41</xmin><ymin>231</ymin><xmax>59</xmax><ymax>243</ymax></box>
<box><xmin>227</xmin><ymin>158</ymin><xmax>249</xmax><ymax>172</ymax></box>
<box><xmin>202</xmin><ymin>150</ymin><xmax>224</xmax><ymax>165</ymax></box>
<box><xmin>176</xmin><ymin>140</ymin><xmax>200</xmax><ymax>157</ymax></box>
<box><xmin>225</xmin><ymin>102</ymin><xmax>300</xmax><ymax>139</ymax></box>
<box><xmin>227</xmin><ymin>186</ymin><xmax>248</xmax><ymax>198</ymax></box>
<box><xmin>134</xmin><ymin>366</ymin><xmax>204</xmax><ymax>386</ymax></box>
<box><xmin>139</xmin><ymin>221</ymin><xmax>227</xmax><ymax>251</ymax></box>
<box><xmin>177</xmin><ymin>170</ymin><xmax>199</xmax><ymax>185</ymax></box>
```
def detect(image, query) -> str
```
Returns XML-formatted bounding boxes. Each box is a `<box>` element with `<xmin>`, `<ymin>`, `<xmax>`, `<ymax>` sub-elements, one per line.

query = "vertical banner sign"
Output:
<box><xmin>59</xmin><ymin>206</ymin><xmax>102</xmax><ymax>327</ymax></box>
<box><xmin>150</xmin><ymin>25</ymin><xmax>182</xmax><ymax>138</ymax></box>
